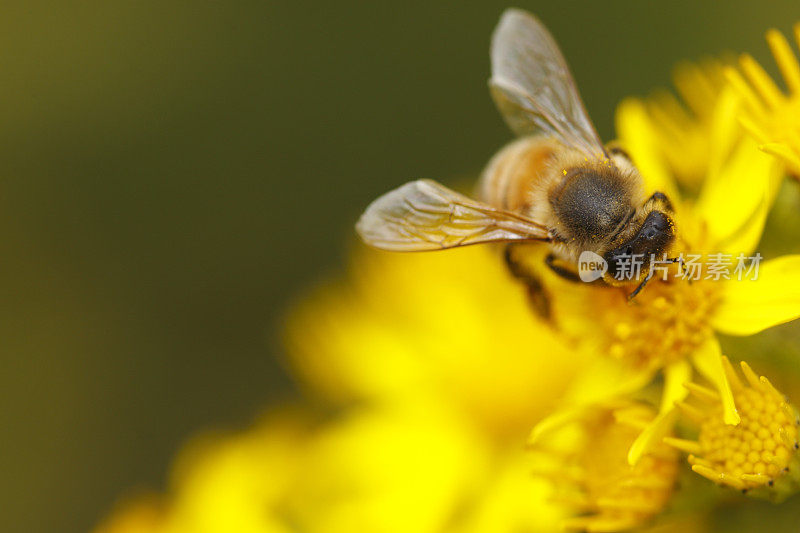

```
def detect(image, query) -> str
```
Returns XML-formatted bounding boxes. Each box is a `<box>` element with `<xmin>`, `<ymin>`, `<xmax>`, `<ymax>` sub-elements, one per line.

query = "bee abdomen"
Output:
<box><xmin>477</xmin><ymin>136</ymin><xmax>557</xmax><ymax>213</ymax></box>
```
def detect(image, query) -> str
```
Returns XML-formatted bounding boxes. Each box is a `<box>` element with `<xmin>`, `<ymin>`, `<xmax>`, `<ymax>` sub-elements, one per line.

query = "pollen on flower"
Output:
<box><xmin>666</xmin><ymin>357</ymin><xmax>800</xmax><ymax>500</ymax></box>
<box><xmin>601</xmin><ymin>278</ymin><xmax>721</xmax><ymax>369</ymax></box>
<box><xmin>539</xmin><ymin>239</ymin><xmax>724</xmax><ymax>371</ymax></box>
<box><xmin>531</xmin><ymin>403</ymin><xmax>678</xmax><ymax>532</ymax></box>
<box><xmin>727</xmin><ymin>23</ymin><xmax>800</xmax><ymax>176</ymax></box>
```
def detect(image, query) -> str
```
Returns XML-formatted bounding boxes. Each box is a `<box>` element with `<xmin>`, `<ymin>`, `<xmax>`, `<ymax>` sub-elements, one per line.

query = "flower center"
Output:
<box><xmin>669</xmin><ymin>359</ymin><xmax>800</xmax><ymax>499</ymax></box>
<box><xmin>601</xmin><ymin>278</ymin><xmax>721</xmax><ymax>369</ymax></box>
<box><xmin>581</xmin><ymin>411</ymin><xmax>677</xmax><ymax>506</ymax></box>
<box><xmin>536</xmin><ymin>405</ymin><xmax>678</xmax><ymax>531</ymax></box>
<box><xmin>695</xmin><ymin>376</ymin><xmax>799</xmax><ymax>486</ymax></box>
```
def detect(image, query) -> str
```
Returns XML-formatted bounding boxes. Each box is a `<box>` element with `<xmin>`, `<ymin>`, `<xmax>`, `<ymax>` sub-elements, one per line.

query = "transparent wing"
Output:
<box><xmin>356</xmin><ymin>179</ymin><xmax>550</xmax><ymax>251</ymax></box>
<box><xmin>490</xmin><ymin>8</ymin><xmax>605</xmax><ymax>157</ymax></box>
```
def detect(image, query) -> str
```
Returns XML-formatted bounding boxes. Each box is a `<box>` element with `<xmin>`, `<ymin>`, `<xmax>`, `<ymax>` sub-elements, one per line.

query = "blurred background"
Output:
<box><xmin>2</xmin><ymin>1</ymin><xmax>800</xmax><ymax>532</ymax></box>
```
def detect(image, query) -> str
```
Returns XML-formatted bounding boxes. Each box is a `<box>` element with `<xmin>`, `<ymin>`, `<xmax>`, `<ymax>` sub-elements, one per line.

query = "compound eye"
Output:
<box><xmin>642</xmin><ymin>211</ymin><xmax>669</xmax><ymax>239</ymax></box>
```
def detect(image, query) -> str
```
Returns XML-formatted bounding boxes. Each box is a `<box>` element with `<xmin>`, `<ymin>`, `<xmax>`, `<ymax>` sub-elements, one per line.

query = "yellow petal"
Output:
<box><xmin>673</xmin><ymin>60</ymin><xmax>721</xmax><ymax>118</ymax></box>
<box><xmin>696</xmin><ymin>134</ymin><xmax>782</xmax><ymax>254</ymax></box>
<box><xmin>712</xmin><ymin>255</ymin><xmax>800</xmax><ymax>335</ymax></box>
<box><xmin>724</xmin><ymin>66</ymin><xmax>767</xmax><ymax>116</ymax></box>
<box><xmin>528</xmin><ymin>405</ymin><xmax>584</xmax><ymax>445</ymax></box>
<box><xmin>761</xmin><ymin>142</ymin><xmax>800</xmax><ymax>175</ymax></box>
<box><xmin>627</xmin><ymin>409</ymin><xmax>677</xmax><ymax>467</ymax></box>
<box><xmin>660</xmin><ymin>359</ymin><xmax>693</xmax><ymax>413</ymax></box>
<box><xmin>690</xmin><ymin>337</ymin><xmax>740</xmax><ymax>425</ymax></box>
<box><xmin>706</xmin><ymin>88</ymin><xmax>743</xmax><ymax>178</ymax></box>
<box><xmin>739</xmin><ymin>53</ymin><xmax>785</xmax><ymax>110</ymax></box>
<box><xmin>530</xmin><ymin>357</ymin><xmax>653</xmax><ymax>445</ymax></box>
<box><xmin>627</xmin><ymin>360</ymin><xmax>691</xmax><ymax>465</ymax></box>
<box><xmin>767</xmin><ymin>28</ymin><xmax>800</xmax><ymax>94</ymax></box>
<box><xmin>615</xmin><ymin>98</ymin><xmax>680</xmax><ymax>200</ymax></box>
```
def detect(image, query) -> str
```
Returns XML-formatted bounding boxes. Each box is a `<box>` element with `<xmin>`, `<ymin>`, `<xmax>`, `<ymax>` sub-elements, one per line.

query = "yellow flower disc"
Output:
<box><xmin>669</xmin><ymin>358</ymin><xmax>800</xmax><ymax>500</ymax></box>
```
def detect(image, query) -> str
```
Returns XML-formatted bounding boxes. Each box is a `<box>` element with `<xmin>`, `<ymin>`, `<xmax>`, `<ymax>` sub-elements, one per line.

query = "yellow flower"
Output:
<box><xmin>460</xmin><ymin>449</ymin><xmax>568</xmax><ymax>533</ymax></box>
<box><xmin>639</xmin><ymin>58</ymin><xmax>734</xmax><ymax>190</ymax></box>
<box><xmin>280</xmin><ymin>403</ymin><xmax>491</xmax><ymax>533</ymax></box>
<box><xmin>97</xmin><ymin>243</ymin><xmax>606</xmax><ymax>533</ymax></box>
<box><xmin>531</xmin><ymin>402</ymin><xmax>679</xmax><ymax>532</ymax></box>
<box><xmin>94</xmin><ymin>403</ymin><xmax>567</xmax><ymax>533</ymax></box>
<box><xmin>162</xmin><ymin>409</ymin><xmax>312</xmax><ymax>533</ymax></box>
<box><xmin>666</xmin><ymin>357</ymin><xmax>800</xmax><ymax>502</ymax></box>
<box><xmin>284</xmin><ymin>245</ymin><xmax>587</xmax><ymax>442</ymax></box>
<box><xmin>93</xmin><ymin>409</ymin><xmax>312</xmax><ymax>533</ymax></box>
<box><xmin>726</xmin><ymin>23</ymin><xmax>800</xmax><ymax>176</ymax></box>
<box><xmin>524</xmin><ymin>72</ymin><xmax>799</xmax><ymax>465</ymax></box>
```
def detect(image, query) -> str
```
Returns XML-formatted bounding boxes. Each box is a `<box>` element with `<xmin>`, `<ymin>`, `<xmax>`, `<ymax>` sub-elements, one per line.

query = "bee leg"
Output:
<box><xmin>627</xmin><ymin>273</ymin><xmax>654</xmax><ymax>301</ymax></box>
<box><xmin>660</xmin><ymin>256</ymin><xmax>691</xmax><ymax>285</ymax></box>
<box><xmin>544</xmin><ymin>253</ymin><xmax>582</xmax><ymax>283</ymax></box>
<box><xmin>504</xmin><ymin>246</ymin><xmax>551</xmax><ymax>320</ymax></box>
<box><xmin>670</xmin><ymin>256</ymin><xmax>691</xmax><ymax>284</ymax></box>
<box><xmin>673</xmin><ymin>256</ymin><xmax>684</xmax><ymax>276</ymax></box>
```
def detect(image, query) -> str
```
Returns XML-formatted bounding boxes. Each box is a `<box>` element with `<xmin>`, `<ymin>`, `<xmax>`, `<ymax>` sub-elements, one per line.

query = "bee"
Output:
<box><xmin>356</xmin><ymin>8</ymin><xmax>677</xmax><ymax>304</ymax></box>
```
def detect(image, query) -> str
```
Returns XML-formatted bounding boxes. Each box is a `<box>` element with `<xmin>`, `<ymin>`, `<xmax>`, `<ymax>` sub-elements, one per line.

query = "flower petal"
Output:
<box><xmin>705</xmin><ymin>88</ymin><xmax>743</xmax><ymax>177</ymax></box>
<box><xmin>660</xmin><ymin>359</ymin><xmax>693</xmax><ymax>413</ymax></box>
<box><xmin>527</xmin><ymin>405</ymin><xmax>583</xmax><ymax>445</ymax></box>
<box><xmin>695</xmin><ymin>133</ymin><xmax>783</xmax><ymax>254</ymax></box>
<box><xmin>761</xmin><ymin>142</ymin><xmax>800</xmax><ymax>174</ymax></box>
<box><xmin>529</xmin><ymin>357</ymin><xmax>652</xmax><ymax>445</ymax></box>
<box><xmin>627</xmin><ymin>409</ymin><xmax>678</xmax><ymax>467</ymax></box>
<box><xmin>691</xmin><ymin>336</ymin><xmax>740</xmax><ymax>425</ymax></box>
<box><xmin>712</xmin><ymin>255</ymin><xmax>800</xmax><ymax>335</ymax></box>
<box><xmin>627</xmin><ymin>360</ymin><xmax>691</xmax><ymax>465</ymax></box>
<box><xmin>615</xmin><ymin>98</ymin><xmax>680</xmax><ymax>200</ymax></box>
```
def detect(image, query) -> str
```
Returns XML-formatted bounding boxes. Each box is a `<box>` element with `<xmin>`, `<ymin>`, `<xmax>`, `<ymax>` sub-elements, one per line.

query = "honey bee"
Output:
<box><xmin>356</xmin><ymin>8</ymin><xmax>677</xmax><ymax>303</ymax></box>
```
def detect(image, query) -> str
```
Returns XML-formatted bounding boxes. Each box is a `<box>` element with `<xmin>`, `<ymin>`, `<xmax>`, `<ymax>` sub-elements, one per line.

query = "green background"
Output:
<box><xmin>2</xmin><ymin>2</ymin><xmax>800</xmax><ymax>532</ymax></box>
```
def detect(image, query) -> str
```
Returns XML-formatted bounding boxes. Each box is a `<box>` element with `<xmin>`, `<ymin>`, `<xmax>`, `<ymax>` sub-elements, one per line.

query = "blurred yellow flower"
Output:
<box><xmin>640</xmin><ymin>58</ymin><xmax>734</xmax><ymax>190</ymax></box>
<box><xmin>97</xmin><ymin>245</ymin><xmax>597</xmax><ymax>533</ymax></box>
<box><xmin>94</xmin><ymin>409</ymin><xmax>310</xmax><ymax>533</ymax></box>
<box><xmin>531</xmin><ymin>402</ymin><xmax>679</xmax><ymax>532</ymax></box>
<box><xmin>279</xmin><ymin>403</ymin><xmax>490</xmax><ymax>533</ymax></box>
<box><xmin>460</xmin><ymin>449</ymin><xmax>567</xmax><ymax>533</ymax></box>
<box><xmin>95</xmin><ymin>402</ymin><xmax>569</xmax><ymax>533</ymax></box>
<box><xmin>667</xmin><ymin>357</ymin><xmax>800</xmax><ymax>501</ymax></box>
<box><xmin>726</xmin><ymin>23</ymin><xmax>800</xmax><ymax>176</ymax></box>
<box><xmin>284</xmin><ymin>245</ymin><xmax>588</xmax><ymax>442</ymax></box>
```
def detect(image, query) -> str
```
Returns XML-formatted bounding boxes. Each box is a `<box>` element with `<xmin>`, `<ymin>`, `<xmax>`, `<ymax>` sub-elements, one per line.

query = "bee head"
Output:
<box><xmin>603</xmin><ymin>193</ymin><xmax>676</xmax><ymax>283</ymax></box>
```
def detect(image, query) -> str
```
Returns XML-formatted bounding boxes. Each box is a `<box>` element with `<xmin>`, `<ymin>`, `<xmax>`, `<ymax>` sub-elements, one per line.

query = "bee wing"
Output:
<box><xmin>490</xmin><ymin>9</ymin><xmax>605</xmax><ymax>157</ymax></box>
<box><xmin>356</xmin><ymin>179</ymin><xmax>550</xmax><ymax>251</ymax></box>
